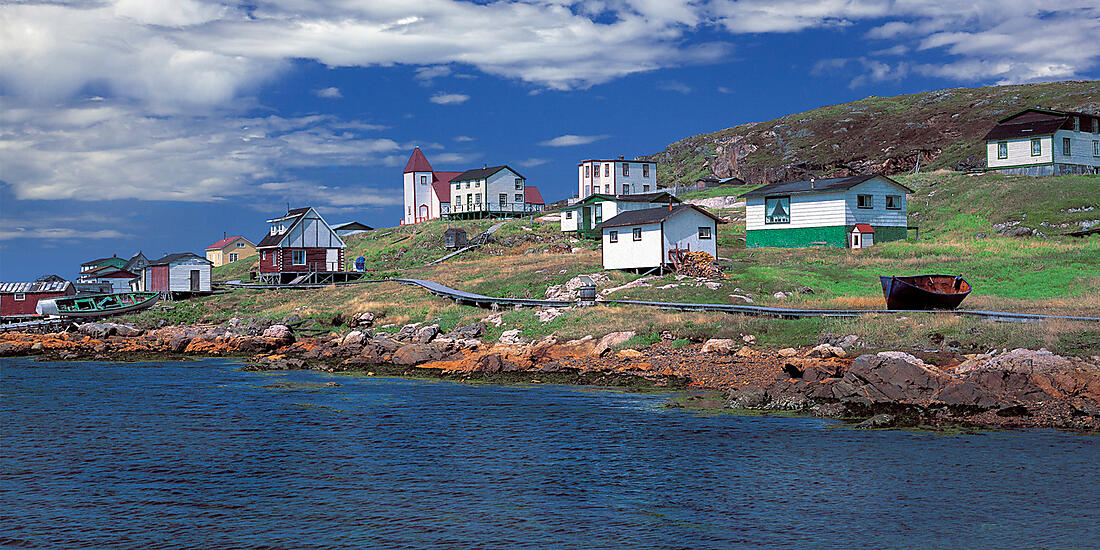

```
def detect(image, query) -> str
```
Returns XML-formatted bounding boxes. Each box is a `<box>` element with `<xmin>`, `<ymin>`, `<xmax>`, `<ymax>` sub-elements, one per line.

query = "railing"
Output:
<box><xmin>450</xmin><ymin>202</ymin><xmax>542</xmax><ymax>214</ymax></box>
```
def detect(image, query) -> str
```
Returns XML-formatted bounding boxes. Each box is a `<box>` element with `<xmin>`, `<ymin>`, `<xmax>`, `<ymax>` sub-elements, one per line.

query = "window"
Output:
<box><xmin>515</xmin><ymin>178</ymin><xmax>523</xmax><ymax>190</ymax></box>
<box><xmin>236</xmin><ymin>242</ymin><xmax>245</xmax><ymax>248</ymax></box>
<box><xmin>886</xmin><ymin>195</ymin><xmax>902</xmax><ymax>210</ymax></box>
<box><xmin>515</xmin><ymin>193</ymin><xmax>523</xmax><ymax>201</ymax></box>
<box><xmin>465</xmin><ymin>182</ymin><xmax>470</xmax><ymax>189</ymax></box>
<box><xmin>475</xmin><ymin>180</ymin><xmax>481</xmax><ymax>187</ymax></box>
<box><xmin>857</xmin><ymin>194</ymin><xmax>874</xmax><ymax>209</ymax></box>
<box><xmin>292</xmin><ymin>250</ymin><xmax>305</xmax><ymax>265</ymax></box>
<box><xmin>632</xmin><ymin>227</ymin><xmax>642</xmax><ymax>241</ymax></box>
<box><xmin>1063</xmin><ymin>137</ymin><xmax>1072</xmax><ymax>156</ymax></box>
<box><xmin>1093</xmin><ymin>140</ymin><xmax>1099</xmax><ymax>157</ymax></box>
<box><xmin>593</xmin><ymin>165</ymin><xmax>600</xmax><ymax>179</ymax></box>
<box><xmin>475</xmin><ymin>193</ymin><xmax>481</xmax><ymax>204</ymax></box>
<box><xmin>1093</xmin><ymin>119</ymin><xmax>1098</xmax><ymax>134</ymax></box>
<box><xmin>1031</xmin><ymin>138</ymin><xmax>1042</xmax><ymax>156</ymax></box>
<box><xmin>604</xmin><ymin>185</ymin><xmax>610</xmax><ymax>194</ymax></box>
<box><xmin>585</xmin><ymin>165</ymin><xmax>590</xmax><ymax>177</ymax></box>
<box><xmin>13</xmin><ymin>293</ymin><xmax>25</xmax><ymax>301</ymax></box>
<box><xmin>594</xmin><ymin>204</ymin><xmax>603</xmax><ymax>223</ymax></box>
<box><xmin>997</xmin><ymin>141</ymin><xmax>1008</xmax><ymax>159</ymax></box>
<box><xmin>455</xmin><ymin>182</ymin><xmax>460</xmax><ymax>190</ymax></box>
<box><xmin>643</xmin><ymin>164</ymin><xmax>650</xmax><ymax>177</ymax></box>
<box><xmin>499</xmin><ymin>193</ymin><xmax>508</xmax><ymax>204</ymax></box>
<box><xmin>261</xmin><ymin>251</ymin><xmax>267</xmax><ymax>261</ymax></box>
<box><xmin>698</xmin><ymin>226</ymin><xmax>712</xmax><ymax>239</ymax></box>
<box><xmin>229</xmin><ymin>253</ymin><xmax>239</xmax><ymax>262</ymax></box>
<box><xmin>467</xmin><ymin>195</ymin><xmax>472</xmax><ymax>208</ymax></box>
<box><xmin>421</xmin><ymin>175</ymin><xmax>427</xmax><ymax>184</ymax></box>
<box><xmin>566</xmin><ymin>211</ymin><xmax>573</xmax><ymax>220</ymax></box>
<box><xmin>604</xmin><ymin>164</ymin><xmax>609</xmax><ymax>177</ymax></box>
<box><xmin>585</xmin><ymin>185</ymin><xmax>591</xmax><ymax>196</ymax></box>
<box><xmin>622</xmin><ymin>163</ymin><xmax>629</xmax><ymax>176</ymax></box>
<box><xmin>643</xmin><ymin>185</ymin><xmax>650</xmax><ymax>192</ymax></box>
<box><xmin>609</xmin><ymin>230</ymin><xmax>618</xmax><ymax>243</ymax></box>
<box><xmin>1073</xmin><ymin>116</ymin><xmax>1080</xmax><ymax>131</ymax></box>
<box><xmin>764</xmin><ymin>196</ymin><xmax>790</xmax><ymax>224</ymax></box>
<box><xmin>622</xmin><ymin>185</ymin><xmax>630</xmax><ymax>195</ymax></box>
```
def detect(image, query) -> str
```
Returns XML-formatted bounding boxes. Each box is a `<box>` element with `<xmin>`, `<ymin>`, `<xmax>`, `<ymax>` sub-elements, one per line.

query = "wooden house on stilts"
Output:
<box><xmin>256</xmin><ymin>207</ymin><xmax>352</xmax><ymax>285</ymax></box>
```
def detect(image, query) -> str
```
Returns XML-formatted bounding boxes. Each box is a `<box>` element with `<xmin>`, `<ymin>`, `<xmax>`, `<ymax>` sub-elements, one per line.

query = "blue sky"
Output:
<box><xmin>2</xmin><ymin>1</ymin><xmax>1098</xmax><ymax>281</ymax></box>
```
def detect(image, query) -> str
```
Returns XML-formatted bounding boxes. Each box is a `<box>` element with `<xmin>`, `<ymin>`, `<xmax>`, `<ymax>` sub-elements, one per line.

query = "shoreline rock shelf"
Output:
<box><xmin>1</xmin><ymin>323</ymin><xmax>1097</xmax><ymax>431</ymax></box>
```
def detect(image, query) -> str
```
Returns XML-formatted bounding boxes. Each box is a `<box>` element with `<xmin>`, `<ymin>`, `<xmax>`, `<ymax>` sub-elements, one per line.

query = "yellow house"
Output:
<box><xmin>205</xmin><ymin>235</ymin><xmax>257</xmax><ymax>267</ymax></box>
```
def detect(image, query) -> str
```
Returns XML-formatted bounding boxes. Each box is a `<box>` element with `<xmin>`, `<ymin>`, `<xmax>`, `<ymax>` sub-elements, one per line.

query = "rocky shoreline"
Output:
<box><xmin>2</xmin><ymin>316</ymin><xmax>1098</xmax><ymax>431</ymax></box>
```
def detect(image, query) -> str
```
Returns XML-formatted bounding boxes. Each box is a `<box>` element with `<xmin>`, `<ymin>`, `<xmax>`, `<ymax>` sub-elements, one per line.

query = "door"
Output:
<box><xmin>326</xmin><ymin>249</ymin><xmax>339</xmax><ymax>271</ymax></box>
<box><xmin>850</xmin><ymin>232</ymin><xmax>861</xmax><ymax>249</ymax></box>
<box><xmin>581</xmin><ymin>206</ymin><xmax>592</xmax><ymax>232</ymax></box>
<box><xmin>189</xmin><ymin>270</ymin><xmax>200</xmax><ymax>291</ymax></box>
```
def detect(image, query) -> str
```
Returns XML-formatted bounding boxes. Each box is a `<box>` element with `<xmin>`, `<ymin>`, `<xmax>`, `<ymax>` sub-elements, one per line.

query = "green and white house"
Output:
<box><xmin>561</xmin><ymin>192</ymin><xmax>681</xmax><ymax>239</ymax></box>
<box><xmin>740</xmin><ymin>175</ymin><xmax>913</xmax><ymax>248</ymax></box>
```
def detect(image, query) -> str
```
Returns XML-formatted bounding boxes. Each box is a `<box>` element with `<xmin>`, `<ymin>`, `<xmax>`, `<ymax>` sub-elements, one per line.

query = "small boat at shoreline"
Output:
<box><xmin>36</xmin><ymin>292</ymin><xmax>160</xmax><ymax>318</ymax></box>
<box><xmin>880</xmin><ymin>275</ymin><xmax>971</xmax><ymax>310</ymax></box>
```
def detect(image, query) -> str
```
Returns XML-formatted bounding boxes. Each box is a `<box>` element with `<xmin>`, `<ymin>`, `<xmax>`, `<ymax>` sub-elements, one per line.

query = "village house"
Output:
<box><xmin>595</xmin><ymin>204</ymin><xmax>724</xmax><ymax>271</ymax></box>
<box><xmin>577</xmin><ymin>156</ymin><xmax>658</xmax><ymax>199</ymax></box>
<box><xmin>740</xmin><ymin>174</ymin><xmax>913</xmax><ymax>249</ymax></box>
<box><xmin>402</xmin><ymin>147</ymin><xmax>544</xmax><ymax>224</ymax></box>
<box><xmin>984</xmin><ymin>108</ymin><xmax>1100</xmax><ymax>176</ymax></box>
<box><xmin>132</xmin><ymin>253</ymin><xmax>212</xmax><ymax>295</ymax></box>
<box><xmin>256</xmin><ymin>207</ymin><xmax>350</xmax><ymax>285</ymax></box>
<box><xmin>561</xmin><ymin>192</ymin><xmax>681</xmax><ymax>238</ymax></box>
<box><xmin>0</xmin><ymin>278</ymin><xmax>75</xmax><ymax>317</ymax></box>
<box><xmin>205</xmin><ymin>236</ymin><xmax>257</xmax><ymax>267</ymax></box>
<box><xmin>331</xmin><ymin>222</ymin><xmax>374</xmax><ymax>238</ymax></box>
<box><xmin>79</xmin><ymin>255</ymin><xmax>126</xmax><ymax>274</ymax></box>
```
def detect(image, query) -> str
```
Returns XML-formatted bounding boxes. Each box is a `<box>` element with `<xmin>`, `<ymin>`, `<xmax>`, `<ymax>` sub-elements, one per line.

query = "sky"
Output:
<box><xmin>1</xmin><ymin>0</ymin><xmax>1098</xmax><ymax>281</ymax></box>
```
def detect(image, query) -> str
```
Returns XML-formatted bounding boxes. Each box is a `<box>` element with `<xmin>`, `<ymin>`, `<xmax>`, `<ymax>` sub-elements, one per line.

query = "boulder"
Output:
<box><xmin>263</xmin><ymin>324</ymin><xmax>294</xmax><ymax>342</ymax></box>
<box><xmin>617</xmin><ymin>349</ymin><xmax>644</xmax><ymax>359</ymax></box>
<box><xmin>341</xmin><ymin>330</ymin><xmax>367</xmax><ymax>347</ymax></box>
<box><xmin>726</xmin><ymin>388</ymin><xmax>769</xmax><ymax>409</ymax></box>
<box><xmin>392</xmin><ymin>343</ymin><xmax>447</xmax><ymax>366</ymax></box>
<box><xmin>168</xmin><ymin>335</ymin><xmax>191</xmax><ymax>353</ymax></box>
<box><xmin>79</xmin><ymin>323</ymin><xmax>116</xmax><ymax>339</ymax></box>
<box><xmin>395</xmin><ymin>323</ymin><xmax>421</xmax><ymax>341</ymax></box>
<box><xmin>854</xmin><ymin>414</ymin><xmax>896</xmax><ymax>429</ymax></box>
<box><xmin>498</xmin><ymin>329</ymin><xmax>525</xmax><ymax>345</ymax></box>
<box><xmin>282</xmin><ymin>314</ymin><xmax>302</xmax><ymax>325</ymax></box>
<box><xmin>742</xmin><ymin>334</ymin><xmax>756</xmax><ymax>345</ymax></box>
<box><xmin>837</xmin><ymin>335</ymin><xmax>859</xmax><ymax>349</ymax></box>
<box><xmin>353</xmin><ymin>312</ymin><xmax>376</xmax><ymax>328</ymax></box>
<box><xmin>808</xmin><ymin>344</ymin><xmax>846</xmax><ymax>358</ymax></box>
<box><xmin>545</xmin><ymin>272</ymin><xmax>611</xmax><ymax>301</ymax></box>
<box><xmin>113</xmin><ymin>324</ymin><xmax>144</xmax><ymax>337</ymax></box>
<box><xmin>596</xmin><ymin>331</ymin><xmax>636</xmax><ymax>354</ymax></box>
<box><xmin>701</xmin><ymin>338</ymin><xmax>738</xmax><ymax>355</ymax></box>
<box><xmin>413</xmin><ymin>324</ymin><xmax>440</xmax><ymax>344</ymax></box>
<box><xmin>832</xmin><ymin>353</ymin><xmax>947</xmax><ymax>405</ymax></box>
<box><xmin>446</xmin><ymin>322</ymin><xmax>486</xmax><ymax>340</ymax></box>
<box><xmin>778</xmin><ymin>347</ymin><xmax>799</xmax><ymax>357</ymax></box>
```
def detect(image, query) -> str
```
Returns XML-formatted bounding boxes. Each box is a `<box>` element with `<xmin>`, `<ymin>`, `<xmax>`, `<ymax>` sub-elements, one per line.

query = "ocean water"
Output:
<box><xmin>1</xmin><ymin>357</ymin><xmax>1098</xmax><ymax>549</ymax></box>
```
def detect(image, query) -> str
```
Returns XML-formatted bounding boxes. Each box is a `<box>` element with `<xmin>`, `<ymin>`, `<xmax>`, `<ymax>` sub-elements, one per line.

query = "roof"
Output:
<box><xmin>985</xmin><ymin>108</ymin><xmax>1099</xmax><ymax>140</ymax></box>
<box><xmin>403</xmin><ymin>147</ymin><xmax>433</xmax><ymax>174</ymax></box>
<box><xmin>259</xmin><ymin>207</ymin><xmax>311</xmax><ymax>248</ymax></box>
<box><xmin>577</xmin><ymin>192</ymin><xmax>681</xmax><ymax>205</ymax></box>
<box><xmin>80</xmin><ymin>256</ymin><xmax>122</xmax><ymax>267</ymax></box>
<box><xmin>205</xmin><ymin>235</ymin><xmax>251</xmax><ymax>250</ymax></box>
<box><xmin>853</xmin><ymin>223</ymin><xmax>875</xmax><ymax>233</ymax></box>
<box><xmin>995</xmin><ymin>108</ymin><xmax>1096</xmax><ymax>124</ymax></box>
<box><xmin>450</xmin><ymin>165</ymin><xmax>524</xmax><ymax>182</ymax></box>
<box><xmin>332</xmin><ymin>222</ymin><xmax>374</xmax><ymax>231</ymax></box>
<box><xmin>577</xmin><ymin>158</ymin><xmax>654</xmax><ymax>165</ymax></box>
<box><xmin>431</xmin><ymin>171</ymin><xmax>463</xmax><ymax>203</ymax></box>
<box><xmin>267</xmin><ymin>207</ymin><xmax>310</xmax><ymax>224</ymax></box>
<box><xmin>738</xmin><ymin>175</ymin><xmax>912</xmax><ymax>198</ymax></box>
<box><xmin>0</xmin><ymin>280</ymin><xmax>72</xmax><ymax>294</ymax></box>
<box><xmin>595</xmin><ymin>204</ymin><xmax>726</xmax><ymax>229</ymax></box>
<box><xmin>123</xmin><ymin>252</ymin><xmax>147</xmax><ymax>271</ymax></box>
<box><xmin>524</xmin><ymin>186</ymin><xmax>544</xmax><ymax>205</ymax></box>
<box><xmin>149</xmin><ymin>252</ymin><xmax>211</xmax><ymax>266</ymax></box>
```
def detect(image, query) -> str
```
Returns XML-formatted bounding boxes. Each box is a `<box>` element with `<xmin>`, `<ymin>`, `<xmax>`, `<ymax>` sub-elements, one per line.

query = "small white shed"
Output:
<box><xmin>596</xmin><ymin>204</ymin><xmax>724</xmax><ymax>271</ymax></box>
<box><xmin>850</xmin><ymin>223</ymin><xmax>874</xmax><ymax>249</ymax></box>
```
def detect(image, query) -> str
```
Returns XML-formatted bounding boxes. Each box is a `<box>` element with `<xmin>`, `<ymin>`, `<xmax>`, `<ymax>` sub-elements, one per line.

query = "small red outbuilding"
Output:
<box><xmin>0</xmin><ymin>279</ymin><xmax>76</xmax><ymax>317</ymax></box>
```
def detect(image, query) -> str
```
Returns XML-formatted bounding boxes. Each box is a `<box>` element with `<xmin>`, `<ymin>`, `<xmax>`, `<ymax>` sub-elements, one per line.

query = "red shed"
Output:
<box><xmin>256</xmin><ymin>206</ymin><xmax>349</xmax><ymax>285</ymax></box>
<box><xmin>0</xmin><ymin>280</ymin><xmax>75</xmax><ymax>317</ymax></box>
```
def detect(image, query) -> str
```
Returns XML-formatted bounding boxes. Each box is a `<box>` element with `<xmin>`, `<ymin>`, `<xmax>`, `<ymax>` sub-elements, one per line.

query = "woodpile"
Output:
<box><xmin>676</xmin><ymin>251</ymin><xmax>726</xmax><ymax>278</ymax></box>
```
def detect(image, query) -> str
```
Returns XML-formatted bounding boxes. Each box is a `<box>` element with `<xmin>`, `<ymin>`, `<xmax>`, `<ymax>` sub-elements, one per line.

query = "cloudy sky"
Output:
<box><xmin>1</xmin><ymin>0</ymin><xmax>1098</xmax><ymax>280</ymax></box>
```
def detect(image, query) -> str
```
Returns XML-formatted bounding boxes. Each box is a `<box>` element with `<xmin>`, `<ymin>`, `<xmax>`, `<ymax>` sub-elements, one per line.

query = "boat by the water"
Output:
<box><xmin>880</xmin><ymin>275</ymin><xmax>971</xmax><ymax>310</ymax></box>
<box><xmin>36</xmin><ymin>292</ymin><xmax>160</xmax><ymax>318</ymax></box>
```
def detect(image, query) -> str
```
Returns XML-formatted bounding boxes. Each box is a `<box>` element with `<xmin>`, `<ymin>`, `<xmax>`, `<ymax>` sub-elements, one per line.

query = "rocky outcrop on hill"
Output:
<box><xmin>646</xmin><ymin>81</ymin><xmax>1100</xmax><ymax>186</ymax></box>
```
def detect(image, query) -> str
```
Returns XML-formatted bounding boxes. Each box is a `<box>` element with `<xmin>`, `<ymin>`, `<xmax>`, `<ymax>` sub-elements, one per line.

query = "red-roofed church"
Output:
<box><xmin>402</xmin><ymin>147</ymin><xmax>544</xmax><ymax>225</ymax></box>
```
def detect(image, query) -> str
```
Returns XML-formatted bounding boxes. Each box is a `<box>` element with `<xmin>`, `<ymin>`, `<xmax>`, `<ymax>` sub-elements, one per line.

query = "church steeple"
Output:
<box><xmin>403</xmin><ymin>146</ymin><xmax>433</xmax><ymax>174</ymax></box>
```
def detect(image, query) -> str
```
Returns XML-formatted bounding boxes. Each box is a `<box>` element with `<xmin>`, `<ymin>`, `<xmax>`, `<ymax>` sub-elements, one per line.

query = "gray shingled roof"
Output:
<box><xmin>738</xmin><ymin>175</ymin><xmax>911</xmax><ymax>198</ymax></box>
<box><xmin>450</xmin><ymin>165</ymin><xmax>524</xmax><ymax>182</ymax></box>
<box><xmin>595</xmin><ymin>204</ymin><xmax>725</xmax><ymax>229</ymax></box>
<box><xmin>149</xmin><ymin>252</ymin><xmax>210</xmax><ymax>266</ymax></box>
<box><xmin>0</xmin><ymin>280</ymin><xmax>72</xmax><ymax>294</ymax></box>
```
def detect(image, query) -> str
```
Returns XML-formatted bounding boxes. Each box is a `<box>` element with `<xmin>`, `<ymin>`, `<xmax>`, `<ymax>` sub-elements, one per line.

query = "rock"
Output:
<box><xmin>660</xmin><ymin>331</ymin><xmax>674</xmax><ymax>340</ymax></box>
<box><xmin>1001</xmin><ymin>226</ymin><xmax>1034</xmax><ymax>237</ymax></box>
<box><xmin>262</xmin><ymin>325</ymin><xmax>294</xmax><ymax>342</ymax></box>
<box><xmin>742</xmin><ymin>334</ymin><xmax>756</xmax><ymax>345</ymax></box>
<box><xmin>854</xmin><ymin>414</ymin><xmax>896</xmax><ymax>429</ymax></box>
<box><xmin>30</xmin><ymin>341</ymin><xmax>44</xmax><ymax>352</ymax></box>
<box><xmin>778</xmin><ymin>347</ymin><xmax>798</xmax><ymax>357</ymax></box>
<box><xmin>797</xmin><ymin>286</ymin><xmax>814</xmax><ymax>295</ymax></box>
<box><xmin>341</xmin><ymin>330</ymin><xmax>367</xmax><ymax>347</ymax></box>
<box><xmin>447</xmin><ymin>322</ymin><xmax>486</xmax><ymax>340</ymax></box>
<box><xmin>536</xmin><ymin>308</ymin><xmax>565</xmax><ymax>323</ymax></box>
<box><xmin>701</xmin><ymin>338</ymin><xmax>737</xmax><ymax>355</ymax></box>
<box><xmin>703</xmin><ymin>282</ymin><xmax>722</xmax><ymax>290</ymax></box>
<box><xmin>596</xmin><ymin>331</ymin><xmax>636</xmax><ymax>354</ymax></box>
<box><xmin>392</xmin><ymin>343</ymin><xmax>446</xmax><ymax>366</ymax></box>
<box><xmin>727</xmin><ymin>388</ymin><xmax>769</xmax><ymax>409</ymax></box>
<box><xmin>833</xmin><ymin>354</ymin><xmax>948</xmax><ymax>406</ymax></box>
<box><xmin>728</xmin><ymin>294</ymin><xmax>754</xmax><ymax>303</ymax></box>
<box><xmin>395</xmin><ymin>323</ymin><xmax>422</xmax><ymax>341</ymax></box>
<box><xmin>113</xmin><ymin>324</ymin><xmax>144</xmax><ymax>337</ymax></box>
<box><xmin>168</xmin><ymin>335</ymin><xmax>191</xmax><ymax>353</ymax></box>
<box><xmin>837</xmin><ymin>335</ymin><xmax>859</xmax><ymax>349</ymax></box>
<box><xmin>773</xmin><ymin>291</ymin><xmax>788</xmax><ymax>300</ymax></box>
<box><xmin>282</xmin><ymin>314</ymin><xmax>302</xmax><ymax>325</ymax></box>
<box><xmin>875</xmin><ymin>351</ymin><xmax>927</xmax><ymax>367</ymax></box>
<box><xmin>808</xmin><ymin>344</ymin><xmax>846</xmax><ymax>358</ymax></box>
<box><xmin>499</xmin><ymin>329</ymin><xmax>525</xmax><ymax>345</ymax></box>
<box><xmin>331</xmin><ymin>313</ymin><xmax>346</xmax><ymax>326</ymax></box>
<box><xmin>545</xmin><ymin>272</ymin><xmax>611</xmax><ymax>301</ymax></box>
<box><xmin>413</xmin><ymin>324</ymin><xmax>440</xmax><ymax>344</ymax></box>
<box><xmin>353</xmin><ymin>312</ymin><xmax>376</xmax><ymax>328</ymax></box>
<box><xmin>617</xmin><ymin>349</ymin><xmax>644</xmax><ymax>359</ymax></box>
<box><xmin>79</xmin><ymin>323</ymin><xmax>116</xmax><ymax>339</ymax></box>
<box><xmin>482</xmin><ymin>313</ymin><xmax>505</xmax><ymax>327</ymax></box>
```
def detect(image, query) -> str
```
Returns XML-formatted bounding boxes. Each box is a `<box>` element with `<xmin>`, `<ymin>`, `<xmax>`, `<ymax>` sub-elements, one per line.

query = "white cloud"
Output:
<box><xmin>415</xmin><ymin>65</ymin><xmax>452</xmax><ymax>86</ymax></box>
<box><xmin>717</xmin><ymin>86</ymin><xmax>733</xmax><ymax>94</ymax></box>
<box><xmin>539</xmin><ymin>134</ymin><xmax>610</xmax><ymax>147</ymax></box>
<box><xmin>0</xmin><ymin>228</ymin><xmax>131</xmax><ymax>241</ymax></box>
<box><xmin>517</xmin><ymin>158</ymin><xmax>549</xmax><ymax>167</ymax></box>
<box><xmin>315</xmin><ymin>87</ymin><xmax>342</xmax><ymax>98</ymax></box>
<box><xmin>658</xmin><ymin>81</ymin><xmax>692</xmax><ymax>94</ymax></box>
<box><xmin>429</xmin><ymin>92</ymin><xmax>470</xmax><ymax>105</ymax></box>
<box><xmin>0</xmin><ymin>100</ymin><xmax>403</xmax><ymax>206</ymax></box>
<box><xmin>454</xmin><ymin>135</ymin><xmax>475</xmax><ymax>142</ymax></box>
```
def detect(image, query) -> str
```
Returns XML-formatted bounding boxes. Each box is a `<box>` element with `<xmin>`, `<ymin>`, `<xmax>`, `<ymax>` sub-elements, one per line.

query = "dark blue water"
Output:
<box><xmin>2</xmin><ymin>358</ymin><xmax>1098</xmax><ymax>549</ymax></box>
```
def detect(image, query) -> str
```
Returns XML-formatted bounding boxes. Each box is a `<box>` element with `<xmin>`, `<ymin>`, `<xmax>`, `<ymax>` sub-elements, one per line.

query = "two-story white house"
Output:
<box><xmin>740</xmin><ymin>175</ymin><xmax>913</xmax><ymax>249</ymax></box>
<box><xmin>449</xmin><ymin>165</ymin><xmax>544</xmax><ymax>219</ymax></box>
<box><xmin>595</xmin><ymin>204</ymin><xmax>724</xmax><ymax>271</ymax></box>
<box><xmin>984</xmin><ymin>108</ymin><xmax>1100</xmax><ymax>176</ymax></box>
<box><xmin>577</xmin><ymin>157</ymin><xmax>658</xmax><ymax>199</ymax></box>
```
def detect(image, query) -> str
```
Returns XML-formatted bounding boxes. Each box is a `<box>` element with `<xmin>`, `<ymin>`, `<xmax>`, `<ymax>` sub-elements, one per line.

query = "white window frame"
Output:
<box><xmin>565</xmin><ymin>211</ymin><xmax>573</xmax><ymax>220</ymax></box>
<box><xmin>632</xmin><ymin>227</ymin><xmax>642</xmax><ymax>241</ymax></box>
<box><xmin>420</xmin><ymin>175</ymin><xmax>427</xmax><ymax>184</ymax></box>
<box><xmin>609</xmin><ymin>230</ymin><xmax>618</xmax><ymax>243</ymax></box>
<box><xmin>1093</xmin><ymin>140</ymin><xmax>1099</xmax><ymax>157</ymax></box>
<box><xmin>604</xmin><ymin>164</ymin><xmax>609</xmax><ymax>177</ymax></box>
<box><xmin>13</xmin><ymin>293</ymin><xmax>25</xmax><ymax>301</ymax></box>
<box><xmin>585</xmin><ymin>165</ymin><xmax>590</xmax><ymax>177</ymax></box>
<box><xmin>643</xmin><ymin>164</ymin><xmax>650</xmax><ymax>177</ymax></box>
<box><xmin>1031</xmin><ymin>138</ymin><xmax>1041</xmax><ymax>157</ymax></box>
<box><xmin>886</xmin><ymin>195</ymin><xmax>902</xmax><ymax>210</ymax></box>
<box><xmin>515</xmin><ymin>193</ymin><xmax>523</xmax><ymax>202</ymax></box>
<box><xmin>292</xmin><ymin>250</ymin><xmax>306</xmax><ymax>265</ymax></box>
<box><xmin>698</xmin><ymin>226</ymin><xmax>711</xmax><ymax>239</ymax></box>
<box><xmin>1063</xmin><ymin>137</ymin><xmax>1072</xmax><ymax>156</ymax></box>
<box><xmin>622</xmin><ymin>163</ymin><xmax>629</xmax><ymax>177</ymax></box>
<box><xmin>997</xmin><ymin>141</ymin><xmax>1008</xmax><ymax>159</ymax></box>
<box><xmin>228</xmin><ymin>253</ymin><xmax>239</xmax><ymax>262</ymax></box>
<box><xmin>857</xmin><ymin>194</ymin><xmax>874</xmax><ymax>209</ymax></box>
<box><xmin>515</xmin><ymin>178</ymin><xmax>523</xmax><ymax>190</ymax></box>
<box><xmin>499</xmin><ymin>193</ymin><xmax>508</xmax><ymax>205</ymax></box>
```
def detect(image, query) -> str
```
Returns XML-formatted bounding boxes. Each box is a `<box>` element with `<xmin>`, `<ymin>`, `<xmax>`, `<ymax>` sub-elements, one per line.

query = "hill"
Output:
<box><xmin>646</xmin><ymin>80</ymin><xmax>1100</xmax><ymax>186</ymax></box>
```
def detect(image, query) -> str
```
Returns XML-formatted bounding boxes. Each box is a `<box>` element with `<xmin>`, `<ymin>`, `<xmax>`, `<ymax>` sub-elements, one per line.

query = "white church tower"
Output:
<box><xmin>402</xmin><ymin>147</ymin><xmax>434</xmax><ymax>225</ymax></box>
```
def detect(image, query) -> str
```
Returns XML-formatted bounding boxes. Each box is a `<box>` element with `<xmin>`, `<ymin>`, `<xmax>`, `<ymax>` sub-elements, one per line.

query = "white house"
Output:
<box><xmin>577</xmin><ymin>157</ymin><xmax>658</xmax><ymax>199</ymax></box>
<box><xmin>402</xmin><ymin>147</ymin><xmax>463</xmax><ymax>225</ymax></box>
<box><xmin>596</xmin><ymin>204</ymin><xmax>724</xmax><ymax>271</ymax></box>
<box><xmin>402</xmin><ymin>148</ymin><xmax>544</xmax><ymax>223</ymax></box>
<box><xmin>256</xmin><ymin>206</ymin><xmax>351</xmax><ymax>285</ymax></box>
<box><xmin>561</xmin><ymin>192</ymin><xmax>681</xmax><ymax>237</ymax></box>
<box><xmin>740</xmin><ymin>175</ymin><xmax>912</xmax><ymax>248</ymax></box>
<box><xmin>133</xmin><ymin>253</ymin><xmax>212</xmax><ymax>294</ymax></box>
<box><xmin>984</xmin><ymin>108</ymin><xmax>1100</xmax><ymax>176</ymax></box>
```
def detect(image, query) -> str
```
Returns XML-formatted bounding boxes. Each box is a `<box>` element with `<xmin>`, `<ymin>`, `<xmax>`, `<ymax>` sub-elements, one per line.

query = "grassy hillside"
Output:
<box><xmin>647</xmin><ymin>80</ymin><xmax>1100</xmax><ymax>186</ymax></box>
<box><xmin>171</xmin><ymin>171</ymin><xmax>1100</xmax><ymax>356</ymax></box>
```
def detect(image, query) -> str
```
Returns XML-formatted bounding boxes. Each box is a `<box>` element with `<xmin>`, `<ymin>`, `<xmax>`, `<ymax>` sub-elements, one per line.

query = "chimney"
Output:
<box><xmin>619</xmin><ymin>155</ymin><xmax>624</xmax><ymax>160</ymax></box>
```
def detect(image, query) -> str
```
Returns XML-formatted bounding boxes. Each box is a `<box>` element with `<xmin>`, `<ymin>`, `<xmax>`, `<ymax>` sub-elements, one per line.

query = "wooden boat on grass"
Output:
<box><xmin>880</xmin><ymin>275</ymin><xmax>971</xmax><ymax>310</ymax></box>
<box><xmin>36</xmin><ymin>292</ymin><xmax>160</xmax><ymax>318</ymax></box>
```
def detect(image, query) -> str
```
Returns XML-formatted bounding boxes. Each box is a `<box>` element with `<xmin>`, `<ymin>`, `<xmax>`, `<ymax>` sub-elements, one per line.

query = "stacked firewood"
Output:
<box><xmin>676</xmin><ymin>251</ymin><xmax>726</xmax><ymax>279</ymax></box>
